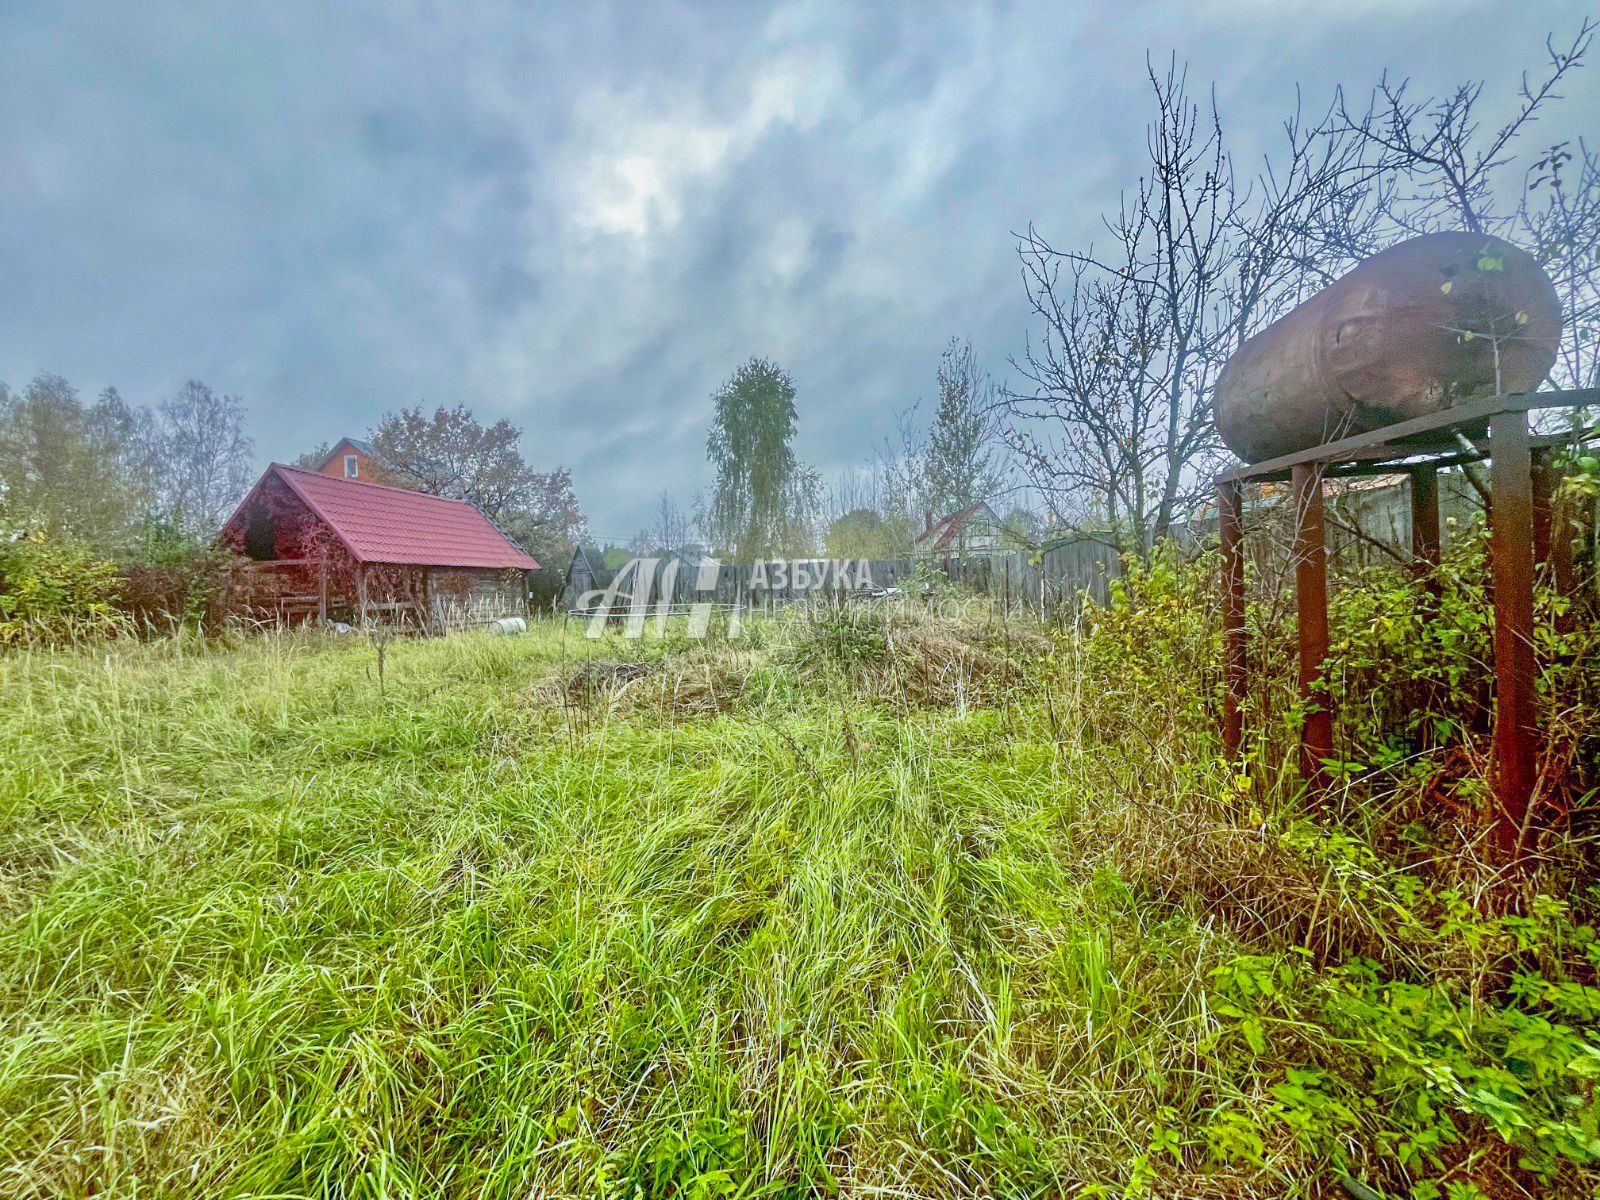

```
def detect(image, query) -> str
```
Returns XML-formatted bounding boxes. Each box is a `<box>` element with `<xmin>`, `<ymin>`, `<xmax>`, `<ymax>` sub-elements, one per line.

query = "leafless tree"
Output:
<box><xmin>1331</xmin><ymin>22</ymin><xmax>1594</xmax><ymax>237</ymax></box>
<box><xmin>1005</xmin><ymin>21</ymin><xmax>1598</xmax><ymax>549</ymax></box>
<box><xmin>825</xmin><ymin>467</ymin><xmax>883</xmax><ymax>523</ymax></box>
<box><xmin>1331</xmin><ymin>20</ymin><xmax>1599</xmax><ymax>390</ymax></box>
<box><xmin>1518</xmin><ymin>137</ymin><xmax>1600</xmax><ymax>391</ymax></box>
<box><xmin>882</xmin><ymin>406</ymin><xmax>930</xmax><ymax>528</ymax></box>
<box><xmin>634</xmin><ymin>490</ymin><xmax>691</xmax><ymax>555</ymax></box>
<box><xmin>156</xmin><ymin>381</ymin><xmax>255</xmax><ymax>536</ymax></box>
<box><xmin>821</xmin><ymin>405</ymin><xmax>929</xmax><ymax>535</ymax></box>
<box><xmin>1003</xmin><ymin>59</ymin><xmax>1257</xmax><ymax>550</ymax></box>
<box><xmin>662</xmin><ymin>491</ymin><xmax>693</xmax><ymax>554</ymax></box>
<box><xmin>821</xmin><ymin>464</ymin><xmax>921</xmax><ymax>557</ymax></box>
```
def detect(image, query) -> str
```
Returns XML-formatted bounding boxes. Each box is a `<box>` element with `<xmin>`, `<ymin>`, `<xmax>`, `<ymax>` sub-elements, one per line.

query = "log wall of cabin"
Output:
<box><xmin>427</xmin><ymin>568</ymin><xmax>528</xmax><ymax>630</ymax></box>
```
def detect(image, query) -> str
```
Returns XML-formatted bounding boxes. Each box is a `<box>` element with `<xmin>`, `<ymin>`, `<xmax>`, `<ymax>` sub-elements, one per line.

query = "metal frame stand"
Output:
<box><xmin>1216</xmin><ymin>388</ymin><xmax>1596</xmax><ymax>863</ymax></box>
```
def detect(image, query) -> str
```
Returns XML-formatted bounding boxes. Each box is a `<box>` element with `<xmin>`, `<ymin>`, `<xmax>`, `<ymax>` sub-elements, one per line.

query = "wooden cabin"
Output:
<box><xmin>220</xmin><ymin>464</ymin><xmax>539</xmax><ymax>631</ymax></box>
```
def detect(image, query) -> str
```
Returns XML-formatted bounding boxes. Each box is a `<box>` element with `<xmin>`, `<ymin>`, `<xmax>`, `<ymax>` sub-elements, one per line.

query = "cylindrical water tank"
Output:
<box><xmin>1215</xmin><ymin>232</ymin><xmax>1562</xmax><ymax>463</ymax></box>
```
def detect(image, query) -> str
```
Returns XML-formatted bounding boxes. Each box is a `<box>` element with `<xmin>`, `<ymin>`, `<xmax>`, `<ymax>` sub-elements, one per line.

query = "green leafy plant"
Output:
<box><xmin>0</xmin><ymin>531</ymin><xmax>122</xmax><ymax>645</ymax></box>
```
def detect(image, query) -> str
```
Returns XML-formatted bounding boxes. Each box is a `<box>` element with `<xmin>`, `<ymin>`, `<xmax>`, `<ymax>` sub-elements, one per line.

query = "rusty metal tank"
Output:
<box><xmin>1215</xmin><ymin>231</ymin><xmax>1562</xmax><ymax>463</ymax></box>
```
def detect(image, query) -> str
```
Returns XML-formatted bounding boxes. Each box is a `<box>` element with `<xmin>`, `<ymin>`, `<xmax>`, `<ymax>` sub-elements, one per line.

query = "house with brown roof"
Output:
<box><xmin>220</xmin><ymin>463</ymin><xmax>538</xmax><ymax>631</ymax></box>
<box><xmin>312</xmin><ymin>436</ymin><xmax>388</xmax><ymax>482</ymax></box>
<box><xmin>913</xmin><ymin>501</ymin><xmax>1002</xmax><ymax>555</ymax></box>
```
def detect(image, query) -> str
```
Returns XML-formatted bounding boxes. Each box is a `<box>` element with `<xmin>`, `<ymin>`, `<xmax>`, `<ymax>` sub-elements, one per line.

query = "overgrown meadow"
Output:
<box><xmin>2</xmin><ymin>549</ymin><xmax>1599</xmax><ymax>1199</ymax></box>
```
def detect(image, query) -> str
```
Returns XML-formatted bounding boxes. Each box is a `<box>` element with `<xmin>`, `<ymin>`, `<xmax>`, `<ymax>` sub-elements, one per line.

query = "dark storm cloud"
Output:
<box><xmin>2</xmin><ymin>0</ymin><xmax>1592</xmax><ymax>535</ymax></box>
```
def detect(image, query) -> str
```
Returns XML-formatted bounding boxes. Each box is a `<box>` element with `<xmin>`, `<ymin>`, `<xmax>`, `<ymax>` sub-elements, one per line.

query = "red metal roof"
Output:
<box><xmin>236</xmin><ymin>464</ymin><xmax>539</xmax><ymax>570</ymax></box>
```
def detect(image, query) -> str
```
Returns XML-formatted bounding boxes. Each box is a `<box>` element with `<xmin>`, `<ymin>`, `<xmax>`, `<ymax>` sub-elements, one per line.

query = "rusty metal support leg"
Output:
<box><xmin>1531</xmin><ymin>446</ymin><xmax>1575</xmax><ymax>599</ymax></box>
<box><xmin>1532</xmin><ymin>447</ymin><xmax>1553</xmax><ymax>566</ymax></box>
<box><xmin>1490</xmin><ymin>411</ymin><xmax>1538</xmax><ymax>863</ymax></box>
<box><xmin>1409</xmin><ymin>464</ymin><xmax>1440</xmax><ymax>574</ymax></box>
<box><xmin>1292</xmin><ymin>464</ymin><xmax>1332</xmax><ymax>795</ymax></box>
<box><xmin>1219</xmin><ymin>479</ymin><xmax>1246</xmax><ymax>759</ymax></box>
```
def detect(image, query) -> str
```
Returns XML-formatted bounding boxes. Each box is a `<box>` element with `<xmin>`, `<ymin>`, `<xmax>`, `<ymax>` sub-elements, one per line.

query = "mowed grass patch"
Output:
<box><xmin>0</xmin><ymin>619</ymin><xmax>1259</xmax><ymax>1198</ymax></box>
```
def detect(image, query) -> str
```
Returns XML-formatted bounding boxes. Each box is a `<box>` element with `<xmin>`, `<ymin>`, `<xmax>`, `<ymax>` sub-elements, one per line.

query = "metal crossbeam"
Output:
<box><xmin>1218</xmin><ymin>388</ymin><xmax>1599</xmax><ymax>484</ymax></box>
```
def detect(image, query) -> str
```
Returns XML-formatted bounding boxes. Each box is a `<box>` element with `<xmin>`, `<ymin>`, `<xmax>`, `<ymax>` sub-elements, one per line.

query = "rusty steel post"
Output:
<box><xmin>1490</xmin><ymin>411</ymin><xmax>1538</xmax><ymax>862</ymax></box>
<box><xmin>1409</xmin><ymin>464</ymin><xmax>1441</xmax><ymax>573</ymax></box>
<box><xmin>1291</xmin><ymin>464</ymin><xmax>1333</xmax><ymax>794</ymax></box>
<box><xmin>1532</xmin><ymin>447</ymin><xmax>1553</xmax><ymax>564</ymax></box>
<box><xmin>1218</xmin><ymin>479</ymin><xmax>1247</xmax><ymax>758</ymax></box>
<box><xmin>1531</xmin><ymin>446</ymin><xmax>1575</xmax><ymax>598</ymax></box>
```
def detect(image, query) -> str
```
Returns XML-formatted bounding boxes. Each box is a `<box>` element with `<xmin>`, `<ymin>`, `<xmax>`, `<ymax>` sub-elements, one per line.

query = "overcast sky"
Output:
<box><xmin>2</xmin><ymin>1</ymin><xmax>1592</xmax><ymax>538</ymax></box>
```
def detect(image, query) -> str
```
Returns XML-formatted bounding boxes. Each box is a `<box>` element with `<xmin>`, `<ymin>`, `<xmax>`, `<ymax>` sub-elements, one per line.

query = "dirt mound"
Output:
<box><xmin>562</xmin><ymin>658</ymin><xmax>652</xmax><ymax>700</ymax></box>
<box><xmin>544</xmin><ymin>649</ymin><xmax>752</xmax><ymax>720</ymax></box>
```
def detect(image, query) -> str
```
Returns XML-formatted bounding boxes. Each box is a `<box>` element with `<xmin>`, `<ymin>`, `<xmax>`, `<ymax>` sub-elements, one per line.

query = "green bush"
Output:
<box><xmin>1086</xmin><ymin>544</ymin><xmax>1219</xmax><ymax>734</ymax></box>
<box><xmin>0</xmin><ymin>531</ymin><xmax>123</xmax><ymax>645</ymax></box>
<box><xmin>789</xmin><ymin>603</ymin><xmax>890</xmax><ymax>670</ymax></box>
<box><xmin>1073</xmin><ymin>531</ymin><xmax>1600</xmax><ymax>1197</ymax></box>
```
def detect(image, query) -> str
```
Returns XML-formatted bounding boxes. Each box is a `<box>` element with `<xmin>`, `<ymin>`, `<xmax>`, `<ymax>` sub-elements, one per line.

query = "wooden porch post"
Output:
<box><xmin>317</xmin><ymin>545</ymin><xmax>328</xmax><ymax>627</ymax></box>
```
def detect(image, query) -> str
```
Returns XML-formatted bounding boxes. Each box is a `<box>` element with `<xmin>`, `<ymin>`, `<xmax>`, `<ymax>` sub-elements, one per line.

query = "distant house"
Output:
<box><xmin>562</xmin><ymin>545</ymin><xmax>617</xmax><ymax>609</ymax></box>
<box><xmin>313</xmin><ymin>436</ymin><xmax>387</xmax><ymax>482</ymax></box>
<box><xmin>913</xmin><ymin>501</ymin><xmax>1002</xmax><ymax>555</ymax></box>
<box><xmin>220</xmin><ymin>463</ymin><xmax>538</xmax><ymax>631</ymax></box>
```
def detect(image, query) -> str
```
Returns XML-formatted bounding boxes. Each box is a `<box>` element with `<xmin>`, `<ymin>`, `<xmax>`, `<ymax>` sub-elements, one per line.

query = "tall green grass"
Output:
<box><xmin>1</xmin><ymin>604</ymin><xmax>1596</xmax><ymax>1198</ymax></box>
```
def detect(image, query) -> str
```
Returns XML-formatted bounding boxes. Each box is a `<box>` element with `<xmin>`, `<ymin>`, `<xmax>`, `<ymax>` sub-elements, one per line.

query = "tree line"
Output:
<box><xmin>0</xmin><ymin>374</ymin><xmax>255</xmax><ymax>558</ymax></box>
<box><xmin>0</xmin><ymin>379</ymin><xmax>589</xmax><ymax>579</ymax></box>
<box><xmin>8</xmin><ymin>20</ymin><xmax>1595</xmax><ymax>581</ymax></box>
<box><xmin>636</xmin><ymin>337</ymin><xmax>1034</xmax><ymax>564</ymax></box>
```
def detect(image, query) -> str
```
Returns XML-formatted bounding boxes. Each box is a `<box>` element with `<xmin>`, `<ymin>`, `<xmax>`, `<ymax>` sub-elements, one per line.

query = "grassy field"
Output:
<box><xmin>1</xmin><ymin>598</ymin><xmax>1596</xmax><ymax>1198</ymax></box>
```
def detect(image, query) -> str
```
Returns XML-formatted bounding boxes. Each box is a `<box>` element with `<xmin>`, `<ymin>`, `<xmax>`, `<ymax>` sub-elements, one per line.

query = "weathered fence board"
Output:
<box><xmin>563</xmin><ymin>543</ymin><xmax>1125</xmax><ymax>619</ymax></box>
<box><xmin>561</xmin><ymin>464</ymin><xmax>1595</xmax><ymax>620</ymax></box>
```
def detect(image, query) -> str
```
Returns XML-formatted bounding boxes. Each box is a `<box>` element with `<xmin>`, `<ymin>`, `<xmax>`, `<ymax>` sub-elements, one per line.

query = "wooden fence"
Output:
<box><xmin>560</xmin><ymin>466</ymin><xmax>1591</xmax><ymax>621</ymax></box>
<box><xmin>562</xmin><ymin>538</ymin><xmax>1124</xmax><ymax>619</ymax></box>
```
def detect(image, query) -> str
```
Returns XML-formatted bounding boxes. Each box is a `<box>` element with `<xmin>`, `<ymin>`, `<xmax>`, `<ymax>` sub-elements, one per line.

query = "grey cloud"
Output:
<box><xmin>1</xmin><ymin>0</ymin><xmax>1590</xmax><ymax>537</ymax></box>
